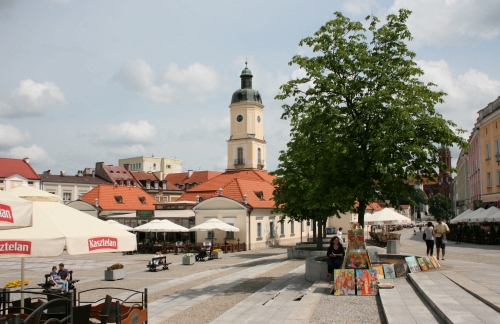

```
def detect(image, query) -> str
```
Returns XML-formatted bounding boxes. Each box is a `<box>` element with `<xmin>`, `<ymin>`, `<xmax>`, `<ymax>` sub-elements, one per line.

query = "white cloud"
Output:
<box><xmin>417</xmin><ymin>59</ymin><xmax>500</xmax><ymax>133</ymax></box>
<box><xmin>343</xmin><ymin>0</ymin><xmax>378</xmax><ymax>16</ymax></box>
<box><xmin>110</xmin><ymin>144</ymin><xmax>147</xmax><ymax>156</ymax></box>
<box><xmin>114</xmin><ymin>60</ymin><xmax>220</xmax><ymax>105</ymax></box>
<box><xmin>93</xmin><ymin>120</ymin><xmax>157</xmax><ymax>146</ymax></box>
<box><xmin>0</xmin><ymin>79</ymin><xmax>67</xmax><ymax>118</ymax></box>
<box><xmin>388</xmin><ymin>0</ymin><xmax>500</xmax><ymax>46</ymax></box>
<box><xmin>0</xmin><ymin>124</ymin><xmax>31</xmax><ymax>148</ymax></box>
<box><xmin>8</xmin><ymin>145</ymin><xmax>55</xmax><ymax>167</ymax></box>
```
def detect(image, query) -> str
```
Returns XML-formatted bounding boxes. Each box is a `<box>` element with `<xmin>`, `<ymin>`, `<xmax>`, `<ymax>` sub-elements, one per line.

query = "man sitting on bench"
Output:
<box><xmin>57</xmin><ymin>263</ymin><xmax>70</xmax><ymax>293</ymax></box>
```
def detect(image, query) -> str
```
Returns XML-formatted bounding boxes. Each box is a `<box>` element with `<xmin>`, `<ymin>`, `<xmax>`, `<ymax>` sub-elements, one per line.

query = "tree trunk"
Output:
<box><xmin>357</xmin><ymin>200</ymin><xmax>367</xmax><ymax>228</ymax></box>
<box><xmin>312</xmin><ymin>219</ymin><xmax>316</xmax><ymax>243</ymax></box>
<box><xmin>317</xmin><ymin>220</ymin><xmax>323</xmax><ymax>250</ymax></box>
<box><xmin>323</xmin><ymin>220</ymin><xmax>327</xmax><ymax>237</ymax></box>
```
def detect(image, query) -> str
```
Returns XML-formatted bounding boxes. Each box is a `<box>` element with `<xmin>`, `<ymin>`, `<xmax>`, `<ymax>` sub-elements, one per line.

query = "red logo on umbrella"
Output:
<box><xmin>0</xmin><ymin>204</ymin><xmax>14</xmax><ymax>223</ymax></box>
<box><xmin>88</xmin><ymin>237</ymin><xmax>118</xmax><ymax>251</ymax></box>
<box><xmin>0</xmin><ymin>241</ymin><xmax>31</xmax><ymax>254</ymax></box>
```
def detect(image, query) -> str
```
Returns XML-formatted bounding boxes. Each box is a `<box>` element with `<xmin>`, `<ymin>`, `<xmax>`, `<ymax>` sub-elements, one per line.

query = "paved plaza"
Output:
<box><xmin>1</xmin><ymin>229</ymin><xmax>499</xmax><ymax>323</ymax></box>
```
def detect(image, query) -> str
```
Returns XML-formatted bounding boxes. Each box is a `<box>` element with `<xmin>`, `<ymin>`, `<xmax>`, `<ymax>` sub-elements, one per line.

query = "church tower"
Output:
<box><xmin>226</xmin><ymin>63</ymin><xmax>266</xmax><ymax>171</ymax></box>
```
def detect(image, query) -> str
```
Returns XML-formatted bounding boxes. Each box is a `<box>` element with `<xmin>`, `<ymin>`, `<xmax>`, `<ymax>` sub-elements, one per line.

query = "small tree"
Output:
<box><xmin>428</xmin><ymin>194</ymin><xmax>450</xmax><ymax>220</ymax></box>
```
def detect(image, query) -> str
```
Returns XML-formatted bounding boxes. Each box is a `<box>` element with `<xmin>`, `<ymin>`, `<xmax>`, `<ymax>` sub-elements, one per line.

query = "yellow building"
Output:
<box><xmin>118</xmin><ymin>156</ymin><xmax>182</xmax><ymax>181</ymax></box>
<box><xmin>226</xmin><ymin>63</ymin><xmax>266</xmax><ymax>171</ymax></box>
<box><xmin>477</xmin><ymin>97</ymin><xmax>500</xmax><ymax>203</ymax></box>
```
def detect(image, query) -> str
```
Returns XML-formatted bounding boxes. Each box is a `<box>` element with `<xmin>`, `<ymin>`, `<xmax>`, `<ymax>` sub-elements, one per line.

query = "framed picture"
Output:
<box><xmin>356</xmin><ymin>269</ymin><xmax>379</xmax><ymax>296</ymax></box>
<box><xmin>405</xmin><ymin>256</ymin><xmax>421</xmax><ymax>273</ymax></box>
<box><xmin>333</xmin><ymin>269</ymin><xmax>355</xmax><ymax>296</ymax></box>
<box><xmin>383</xmin><ymin>264</ymin><xmax>396</xmax><ymax>279</ymax></box>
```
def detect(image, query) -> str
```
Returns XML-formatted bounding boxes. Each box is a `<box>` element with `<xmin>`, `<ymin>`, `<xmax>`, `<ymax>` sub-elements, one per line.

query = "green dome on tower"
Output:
<box><xmin>231</xmin><ymin>62</ymin><xmax>262</xmax><ymax>104</ymax></box>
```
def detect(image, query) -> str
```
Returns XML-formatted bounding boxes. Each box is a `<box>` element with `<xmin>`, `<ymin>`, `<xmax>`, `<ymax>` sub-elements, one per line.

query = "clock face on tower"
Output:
<box><xmin>236</xmin><ymin>115</ymin><xmax>243</xmax><ymax>122</ymax></box>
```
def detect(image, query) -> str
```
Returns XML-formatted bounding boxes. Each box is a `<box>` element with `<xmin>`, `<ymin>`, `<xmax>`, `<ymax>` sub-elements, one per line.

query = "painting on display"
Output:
<box><xmin>431</xmin><ymin>256</ymin><xmax>441</xmax><ymax>268</ymax></box>
<box><xmin>405</xmin><ymin>256</ymin><xmax>421</xmax><ymax>273</ymax></box>
<box><xmin>356</xmin><ymin>269</ymin><xmax>379</xmax><ymax>296</ymax></box>
<box><xmin>394</xmin><ymin>263</ymin><xmax>408</xmax><ymax>278</ymax></box>
<box><xmin>383</xmin><ymin>264</ymin><xmax>396</xmax><ymax>279</ymax></box>
<box><xmin>417</xmin><ymin>258</ymin><xmax>429</xmax><ymax>271</ymax></box>
<box><xmin>333</xmin><ymin>269</ymin><xmax>356</xmax><ymax>296</ymax></box>
<box><xmin>424</xmin><ymin>257</ymin><xmax>435</xmax><ymax>269</ymax></box>
<box><xmin>367</xmin><ymin>249</ymin><xmax>380</xmax><ymax>263</ymax></box>
<box><xmin>348</xmin><ymin>234</ymin><xmax>365</xmax><ymax>250</ymax></box>
<box><xmin>371</xmin><ymin>265</ymin><xmax>385</xmax><ymax>280</ymax></box>
<box><xmin>345</xmin><ymin>251</ymin><xmax>369</xmax><ymax>269</ymax></box>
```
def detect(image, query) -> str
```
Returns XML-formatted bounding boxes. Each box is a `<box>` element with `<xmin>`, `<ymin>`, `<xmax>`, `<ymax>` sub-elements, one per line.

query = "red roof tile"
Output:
<box><xmin>0</xmin><ymin>158</ymin><xmax>40</xmax><ymax>180</ymax></box>
<box><xmin>179</xmin><ymin>170</ymin><xmax>277</xmax><ymax>209</ymax></box>
<box><xmin>130</xmin><ymin>171</ymin><xmax>159</xmax><ymax>181</ymax></box>
<box><xmin>164</xmin><ymin>170</ymin><xmax>222</xmax><ymax>185</ymax></box>
<box><xmin>81</xmin><ymin>184</ymin><xmax>155</xmax><ymax>211</ymax></box>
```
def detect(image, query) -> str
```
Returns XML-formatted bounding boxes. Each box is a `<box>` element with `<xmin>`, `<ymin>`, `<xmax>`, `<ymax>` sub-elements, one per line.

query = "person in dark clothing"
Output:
<box><xmin>326</xmin><ymin>236</ymin><xmax>345</xmax><ymax>282</ymax></box>
<box><xmin>456</xmin><ymin>224</ymin><xmax>462</xmax><ymax>244</ymax></box>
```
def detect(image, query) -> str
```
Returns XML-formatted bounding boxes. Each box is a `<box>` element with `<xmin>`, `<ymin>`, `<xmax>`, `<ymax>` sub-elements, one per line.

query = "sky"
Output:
<box><xmin>1</xmin><ymin>0</ymin><xmax>500</xmax><ymax>175</ymax></box>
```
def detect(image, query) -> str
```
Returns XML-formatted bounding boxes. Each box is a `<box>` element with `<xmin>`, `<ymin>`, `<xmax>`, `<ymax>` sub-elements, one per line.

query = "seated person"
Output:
<box><xmin>196</xmin><ymin>248</ymin><xmax>207</xmax><ymax>261</ymax></box>
<box><xmin>55</xmin><ymin>264</ymin><xmax>70</xmax><ymax>293</ymax></box>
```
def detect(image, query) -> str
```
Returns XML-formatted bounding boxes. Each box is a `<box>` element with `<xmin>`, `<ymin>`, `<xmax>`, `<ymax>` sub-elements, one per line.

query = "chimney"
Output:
<box><xmin>77</xmin><ymin>170</ymin><xmax>83</xmax><ymax>177</ymax></box>
<box><xmin>124</xmin><ymin>164</ymin><xmax>130</xmax><ymax>171</ymax></box>
<box><xmin>23</xmin><ymin>157</ymin><xmax>29</xmax><ymax>164</ymax></box>
<box><xmin>243</xmin><ymin>194</ymin><xmax>247</xmax><ymax>204</ymax></box>
<box><xmin>60</xmin><ymin>170</ymin><xmax>66</xmax><ymax>176</ymax></box>
<box><xmin>92</xmin><ymin>171</ymin><xmax>95</xmax><ymax>178</ymax></box>
<box><xmin>188</xmin><ymin>170</ymin><xmax>193</xmax><ymax>178</ymax></box>
<box><xmin>43</xmin><ymin>170</ymin><xmax>52</xmax><ymax>175</ymax></box>
<box><xmin>218</xmin><ymin>187</ymin><xmax>223</xmax><ymax>196</ymax></box>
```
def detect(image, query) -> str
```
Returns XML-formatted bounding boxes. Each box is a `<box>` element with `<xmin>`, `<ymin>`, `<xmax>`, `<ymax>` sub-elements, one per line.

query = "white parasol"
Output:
<box><xmin>364</xmin><ymin>208</ymin><xmax>410</xmax><ymax>225</ymax></box>
<box><xmin>189</xmin><ymin>218</ymin><xmax>240</xmax><ymax>232</ymax></box>
<box><xmin>8</xmin><ymin>186</ymin><xmax>63</xmax><ymax>202</ymax></box>
<box><xmin>0</xmin><ymin>189</ymin><xmax>33</xmax><ymax>229</ymax></box>
<box><xmin>106</xmin><ymin>219</ymin><xmax>134</xmax><ymax>231</ymax></box>
<box><xmin>134</xmin><ymin>219</ymin><xmax>189</xmax><ymax>232</ymax></box>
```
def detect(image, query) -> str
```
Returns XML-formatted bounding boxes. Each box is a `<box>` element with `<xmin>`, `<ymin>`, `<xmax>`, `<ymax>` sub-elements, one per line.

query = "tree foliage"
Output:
<box><xmin>428</xmin><ymin>194</ymin><xmax>451</xmax><ymax>220</ymax></box>
<box><xmin>273</xmin><ymin>9</ymin><xmax>467</xmax><ymax>227</ymax></box>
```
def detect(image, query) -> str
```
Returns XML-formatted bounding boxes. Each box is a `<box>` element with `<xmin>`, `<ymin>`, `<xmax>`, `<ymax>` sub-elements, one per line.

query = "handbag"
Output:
<box><xmin>422</xmin><ymin>233</ymin><xmax>427</xmax><ymax>240</ymax></box>
<box><xmin>442</xmin><ymin>234</ymin><xmax>447</xmax><ymax>244</ymax></box>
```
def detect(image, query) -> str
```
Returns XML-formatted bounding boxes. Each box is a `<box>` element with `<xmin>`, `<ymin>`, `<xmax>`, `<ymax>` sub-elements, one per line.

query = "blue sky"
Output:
<box><xmin>1</xmin><ymin>0</ymin><xmax>499</xmax><ymax>175</ymax></box>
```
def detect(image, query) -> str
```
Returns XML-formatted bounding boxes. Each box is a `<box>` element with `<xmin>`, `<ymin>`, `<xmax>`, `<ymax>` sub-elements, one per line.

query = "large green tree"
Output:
<box><xmin>274</xmin><ymin>9</ymin><xmax>467</xmax><ymax>227</ymax></box>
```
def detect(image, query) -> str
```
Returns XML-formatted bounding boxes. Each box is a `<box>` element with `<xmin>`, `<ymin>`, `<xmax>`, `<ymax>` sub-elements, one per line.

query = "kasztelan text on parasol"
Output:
<box><xmin>0</xmin><ymin>189</ymin><xmax>33</xmax><ymax>229</ymax></box>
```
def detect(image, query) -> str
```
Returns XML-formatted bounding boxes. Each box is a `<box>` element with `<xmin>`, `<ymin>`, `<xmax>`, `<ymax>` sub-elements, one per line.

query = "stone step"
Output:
<box><xmin>408</xmin><ymin>271</ymin><xmax>500</xmax><ymax>324</ymax></box>
<box><xmin>378</xmin><ymin>277</ymin><xmax>443</xmax><ymax>324</ymax></box>
<box><xmin>440</xmin><ymin>271</ymin><xmax>500</xmax><ymax>313</ymax></box>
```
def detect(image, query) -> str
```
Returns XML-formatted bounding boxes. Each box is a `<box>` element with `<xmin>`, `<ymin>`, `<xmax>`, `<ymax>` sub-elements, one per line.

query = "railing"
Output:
<box><xmin>257</xmin><ymin>159</ymin><xmax>265</xmax><ymax>166</ymax></box>
<box><xmin>234</xmin><ymin>159</ymin><xmax>245</xmax><ymax>166</ymax></box>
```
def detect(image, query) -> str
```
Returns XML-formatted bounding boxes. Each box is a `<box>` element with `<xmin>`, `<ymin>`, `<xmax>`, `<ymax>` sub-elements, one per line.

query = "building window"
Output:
<box><xmin>166</xmin><ymin>165</ymin><xmax>171</xmax><ymax>169</ymax></box>
<box><xmin>486</xmin><ymin>144</ymin><xmax>491</xmax><ymax>159</ymax></box>
<box><xmin>206</xmin><ymin>231</ymin><xmax>215</xmax><ymax>239</ymax></box>
<box><xmin>154</xmin><ymin>182</ymin><xmax>159</xmax><ymax>189</ymax></box>
<box><xmin>280</xmin><ymin>221</ymin><xmax>285</xmax><ymax>236</ymax></box>
<box><xmin>0</xmin><ymin>180</ymin><xmax>4</xmax><ymax>183</ymax></box>
<box><xmin>269</xmin><ymin>219</ymin><xmax>275</xmax><ymax>237</ymax></box>
<box><xmin>146</xmin><ymin>181</ymin><xmax>151</xmax><ymax>189</ymax></box>
<box><xmin>162</xmin><ymin>183</ymin><xmax>166</xmax><ymax>190</ymax></box>
<box><xmin>487</xmin><ymin>172</ymin><xmax>492</xmax><ymax>187</ymax></box>
<box><xmin>291</xmin><ymin>221</ymin><xmax>295</xmax><ymax>235</ymax></box>
<box><xmin>163</xmin><ymin>196</ymin><xmax>169</xmax><ymax>202</ymax></box>
<box><xmin>127</xmin><ymin>180</ymin><xmax>130</xmax><ymax>187</ymax></box>
<box><xmin>62</xmin><ymin>192</ymin><xmax>71</xmax><ymax>201</ymax></box>
<box><xmin>257</xmin><ymin>222</ymin><xmax>262</xmax><ymax>238</ymax></box>
<box><xmin>226</xmin><ymin>223</ymin><xmax>235</xmax><ymax>239</ymax></box>
<box><xmin>153</xmin><ymin>163</ymin><xmax>156</xmax><ymax>170</ymax></box>
<box><xmin>114</xmin><ymin>195</ymin><xmax>123</xmax><ymax>203</ymax></box>
<box><xmin>28</xmin><ymin>181</ymin><xmax>34</xmax><ymax>185</ymax></box>
<box><xmin>138</xmin><ymin>196</ymin><xmax>147</xmax><ymax>204</ymax></box>
<box><xmin>155</xmin><ymin>195</ymin><xmax>160</xmax><ymax>201</ymax></box>
<box><xmin>258</xmin><ymin>148</ymin><xmax>262</xmax><ymax>164</ymax></box>
<box><xmin>496</xmin><ymin>140</ymin><xmax>500</xmax><ymax>156</ymax></box>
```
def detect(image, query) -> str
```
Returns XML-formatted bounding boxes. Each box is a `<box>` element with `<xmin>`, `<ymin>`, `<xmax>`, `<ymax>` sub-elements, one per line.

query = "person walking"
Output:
<box><xmin>336</xmin><ymin>227</ymin><xmax>343</xmax><ymax>243</ymax></box>
<box><xmin>326</xmin><ymin>236</ymin><xmax>345</xmax><ymax>282</ymax></box>
<box><xmin>413</xmin><ymin>224</ymin><xmax>417</xmax><ymax>235</ymax></box>
<box><xmin>435</xmin><ymin>218</ymin><xmax>450</xmax><ymax>260</ymax></box>
<box><xmin>424</xmin><ymin>222</ymin><xmax>435</xmax><ymax>256</ymax></box>
<box><xmin>456</xmin><ymin>224</ymin><xmax>462</xmax><ymax>244</ymax></box>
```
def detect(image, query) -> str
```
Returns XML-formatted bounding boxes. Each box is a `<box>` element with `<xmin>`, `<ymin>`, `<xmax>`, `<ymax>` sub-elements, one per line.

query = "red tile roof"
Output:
<box><xmin>179</xmin><ymin>170</ymin><xmax>277</xmax><ymax>209</ymax></box>
<box><xmin>81</xmin><ymin>184</ymin><xmax>155</xmax><ymax>211</ymax></box>
<box><xmin>39</xmin><ymin>174</ymin><xmax>111</xmax><ymax>185</ymax></box>
<box><xmin>103</xmin><ymin>165</ymin><xmax>136</xmax><ymax>182</ymax></box>
<box><xmin>0</xmin><ymin>158</ymin><xmax>40</xmax><ymax>180</ymax></box>
<box><xmin>165</xmin><ymin>170</ymin><xmax>223</xmax><ymax>185</ymax></box>
<box><xmin>130</xmin><ymin>171</ymin><xmax>159</xmax><ymax>181</ymax></box>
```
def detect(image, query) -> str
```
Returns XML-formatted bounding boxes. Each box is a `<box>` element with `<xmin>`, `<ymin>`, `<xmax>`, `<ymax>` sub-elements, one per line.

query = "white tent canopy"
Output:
<box><xmin>364</xmin><ymin>208</ymin><xmax>410</xmax><ymax>225</ymax></box>
<box><xmin>189</xmin><ymin>218</ymin><xmax>240</xmax><ymax>232</ymax></box>
<box><xmin>106</xmin><ymin>219</ymin><xmax>134</xmax><ymax>231</ymax></box>
<box><xmin>456</xmin><ymin>207</ymin><xmax>486</xmax><ymax>223</ymax></box>
<box><xmin>450</xmin><ymin>209</ymin><xmax>473</xmax><ymax>224</ymax></box>
<box><xmin>0</xmin><ymin>190</ymin><xmax>33</xmax><ymax>229</ymax></box>
<box><xmin>474</xmin><ymin>207</ymin><xmax>500</xmax><ymax>223</ymax></box>
<box><xmin>134</xmin><ymin>219</ymin><xmax>189</xmax><ymax>232</ymax></box>
<box><xmin>8</xmin><ymin>186</ymin><xmax>62</xmax><ymax>202</ymax></box>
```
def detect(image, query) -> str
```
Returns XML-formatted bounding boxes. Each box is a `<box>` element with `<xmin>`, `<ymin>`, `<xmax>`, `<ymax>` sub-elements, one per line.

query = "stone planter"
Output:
<box><xmin>212</xmin><ymin>251</ymin><xmax>222</xmax><ymax>259</ymax></box>
<box><xmin>104</xmin><ymin>268</ymin><xmax>125</xmax><ymax>281</ymax></box>
<box><xmin>182</xmin><ymin>255</ymin><xmax>195</xmax><ymax>265</ymax></box>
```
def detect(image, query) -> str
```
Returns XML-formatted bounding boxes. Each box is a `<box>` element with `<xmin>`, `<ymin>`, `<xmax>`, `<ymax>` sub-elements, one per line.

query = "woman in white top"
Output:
<box><xmin>336</xmin><ymin>227</ymin><xmax>343</xmax><ymax>243</ymax></box>
<box><xmin>424</xmin><ymin>222</ymin><xmax>435</xmax><ymax>256</ymax></box>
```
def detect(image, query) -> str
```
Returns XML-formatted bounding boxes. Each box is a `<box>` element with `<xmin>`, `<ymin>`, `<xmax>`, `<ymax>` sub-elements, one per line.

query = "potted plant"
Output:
<box><xmin>182</xmin><ymin>253</ymin><xmax>195</xmax><ymax>265</ymax></box>
<box><xmin>104</xmin><ymin>263</ymin><xmax>125</xmax><ymax>281</ymax></box>
<box><xmin>212</xmin><ymin>248</ymin><xmax>223</xmax><ymax>259</ymax></box>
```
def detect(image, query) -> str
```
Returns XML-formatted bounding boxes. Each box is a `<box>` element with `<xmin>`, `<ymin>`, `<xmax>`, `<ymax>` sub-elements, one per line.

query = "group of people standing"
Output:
<box><xmin>423</xmin><ymin>218</ymin><xmax>450</xmax><ymax>260</ymax></box>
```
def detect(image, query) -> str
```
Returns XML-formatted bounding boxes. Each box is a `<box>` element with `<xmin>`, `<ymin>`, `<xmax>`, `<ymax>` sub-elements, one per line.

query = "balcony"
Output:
<box><xmin>234</xmin><ymin>159</ymin><xmax>245</xmax><ymax>169</ymax></box>
<box><xmin>257</xmin><ymin>159</ymin><xmax>265</xmax><ymax>170</ymax></box>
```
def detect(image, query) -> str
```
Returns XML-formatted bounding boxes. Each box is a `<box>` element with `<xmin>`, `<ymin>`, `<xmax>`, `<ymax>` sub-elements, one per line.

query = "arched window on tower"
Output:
<box><xmin>258</xmin><ymin>148</ymin><xmax>262</xmax><ymax>165</ymax></box>
<box><xmin>235</xmin><ymin>147</ymin><xmax>244</xmax><ymax>166</ymax></box>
